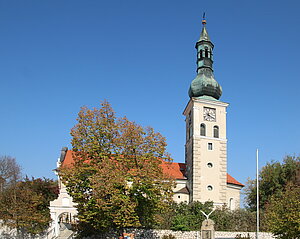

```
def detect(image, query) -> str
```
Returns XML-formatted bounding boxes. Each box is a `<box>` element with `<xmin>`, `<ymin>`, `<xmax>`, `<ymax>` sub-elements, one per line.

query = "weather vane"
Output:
<box><xmin>202</xmin><ymin>12</ymin><xmax>206</xmax><ymax>25</ymax></box>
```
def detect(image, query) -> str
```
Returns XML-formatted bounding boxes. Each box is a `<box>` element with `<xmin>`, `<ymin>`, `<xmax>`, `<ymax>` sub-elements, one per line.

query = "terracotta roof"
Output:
<box><xmin>161</xmin><ymin>161</ymin><xmax>186</xmax><ymax>180</ymax></box>
<box><xmin>60</xmin><ymin>150</ymin><xmax>244</xmax><ymax>187</ymax></box>
<box><xmin>227</xmin><ymin>173</ymin><xmax>244</xmax><ymax>187</ymax></box>
<box><xmin>61</xmin><ymin>150</ymin><xmax>75</xmax><ymax>167</ymax></box>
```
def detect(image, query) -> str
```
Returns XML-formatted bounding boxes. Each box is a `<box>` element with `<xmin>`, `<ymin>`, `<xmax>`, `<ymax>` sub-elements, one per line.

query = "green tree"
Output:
<box><xmin>245</xmin><ymin>156</ymin><xmax>300</xmax><ymax>211</ymax></box>
<box><xmin>265</xmin><ymin>184</ymin><xmax>300</xmax><ymax>239</ymax></box>
<box><xmin>212</xmin><ymin>206</ymin><xmax>257</xmax><ymax>232</ymax></box>
<box><xmin>169</xmin><ymin>201</ymin><xmax>213</xmax><ymax>231</ymax></box>
<box><xmin>0</xmin><ymin>177</ymin><xmax>58</xmax><ymax>237</ymax></box>
<box><xmin>59</xmin><ymin>101</ymin><xmax>175</xmax><ymax>236</ymax></box>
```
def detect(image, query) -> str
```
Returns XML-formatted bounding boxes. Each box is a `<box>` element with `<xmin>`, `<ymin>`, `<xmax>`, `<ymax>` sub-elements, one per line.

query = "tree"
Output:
<box><xmin>245</xmin><ymin>155</ymin><xmax>300</xmax><ymax>211</ymax></box>
<box><xmin>212</xmin><ymin>207</ymin><xmax>257</xmax><ymax>232</ymax></box>
<box><xmin>168</xmin><ymin>201</ymin><xmax>213</xmax><ymax>231</ymax></box>
<box><xmin>163</xmin><ymin>202</ymin><xmax>257</xmax><ymax>232</ymax></box>
<box><xmin>0</xmin><ymin>156</ymin><xmax>21</xmax><ymax>192</ymax></box>
<box><xmin>0</xmin><ymin>177</ymin><xmax>58</xmax><ymax>237</ymax></box>
<box><xmin>265</xmin><ymin>184</ymin><xmax>300</xmax><ymax>239</ymax></box>
<box><xmin>59</xmin><ymin>101</ymin><xmax>175</xmax><ymax>236</ymax></box>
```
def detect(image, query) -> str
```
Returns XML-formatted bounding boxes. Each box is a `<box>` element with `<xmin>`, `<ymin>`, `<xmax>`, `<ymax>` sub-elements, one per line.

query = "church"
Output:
<box><xmin>49</xmin><ymin>19</ymin><xmax>243</xmax><ymax>236</ymax></box>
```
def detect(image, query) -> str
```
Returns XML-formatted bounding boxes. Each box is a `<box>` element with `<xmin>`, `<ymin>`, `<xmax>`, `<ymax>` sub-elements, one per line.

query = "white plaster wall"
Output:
<box><xmin>226</xmin><ymin>185</ymin><xmax>242</xmax><ymax>210</ymax></box>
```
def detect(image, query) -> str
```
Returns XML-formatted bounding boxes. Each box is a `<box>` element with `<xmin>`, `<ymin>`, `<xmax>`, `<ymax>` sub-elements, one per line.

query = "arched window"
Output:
<box><xmin>199</xmin><ymin>49</ymin><xmax>203</xmax><ymax>59</ymax></box>
<box><xmin>213</xmin><ymin>126</ymin><xmax>219</xmax><ymax>138</ymax></box>
<box><xmin>200</xmin><ymin>123</ymin><xmax>206</xmax><ymax>136</ymax></box>
<box><xmin>205</xmin><ymin>48</ymin><xmax>208</xmax><ymax>57</ymax></box>
<box><xmin>229</xmin><ymin>198</ymin><xmax>234</xmax><ymax>210</ymax></box>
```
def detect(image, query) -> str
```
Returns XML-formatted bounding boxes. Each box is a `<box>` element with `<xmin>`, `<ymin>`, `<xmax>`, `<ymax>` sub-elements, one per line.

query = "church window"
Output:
<box><xmin>208</xmin><ymin>143</ymin><xmax>213</xmax><ymax>150</ymax></box>
<box><xmin>200</xmin><ymin>123</ymin><xmax>206</xmax><ymax>136</ymax></box>
<box><xmin>178</xmin><ymin>195</ymin><xmax>181</xmax><ymax>199</ymax></box>
<box><xmin>200</xmin><ymin>49</ymin><xmax>203</xmax><ymax>59</ymax></box>
<box><xmin>229</xmin><ymin>198</ymin><xmax>234</xmax><ymax>210</ymax></box>
<box><xmin>207</xmin><ymin>162</ymin><xmax>213</xmax><ymax>168</ymax></box>
<box><xmin>205</xmin><ymin>47</ymin><xmax>208</xmax><ymax>57</ymax></box>
<box><xmin>213</xmin><ymin>126</ymin><xmax>219</xmax><ymax>138</ymax></box>
<box><xmin>207</xmin><ymin>185</ymin><xmax>213</xmax><ymax>191</ymax></box>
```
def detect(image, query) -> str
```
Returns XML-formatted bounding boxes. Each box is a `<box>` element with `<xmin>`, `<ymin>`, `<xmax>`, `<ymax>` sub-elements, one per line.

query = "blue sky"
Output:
<box><xmin>1</xmin><ymin>0</ymin><xmax>299</xmax><ymax>203</ymax></box>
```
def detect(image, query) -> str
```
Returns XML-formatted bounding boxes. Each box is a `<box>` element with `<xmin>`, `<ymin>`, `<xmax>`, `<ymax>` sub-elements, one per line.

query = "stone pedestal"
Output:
<box><xmin>201</xmin><ymin>219</ymin><xmax>215</xmax><ymax>239</ymax></box>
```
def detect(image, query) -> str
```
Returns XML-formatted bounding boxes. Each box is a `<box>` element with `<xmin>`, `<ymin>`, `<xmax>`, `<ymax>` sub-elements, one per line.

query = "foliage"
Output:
<box><xmin>212</xmin><ymin>206</ymin><xmax>257</xmax><ymax>232</ymax></box>
<box><xmin>244</xmin><ymin>155</ymin><xmax>300</xmax><ymax>211</ymax></box>
<box><xmin>168</xmin><ymin>201</ymin><xmax>213</xmax><ymax>231</ymax></box>
<box><xmin>59</xmin><ymin>101</ymin><xmax>175</xmax><ymax>236</ymax></box>
<box><xmin>265</xmin><ymin>184</ymin><xmax>300</xmax><ymax>239</ymax></box>
<box><xmin>0</xmin><ymin>155</ymin><xmax>21</xmax><ymax>192</ymax></box>
<box><xmin>156</xmin><ymin>201</ymin><xmax>259</xmax><ymax>232</ymax></box>
<box><xmin>0</xmin><ymin>177</ymin><xmax>58</xmax><ymax>236</ymax></box>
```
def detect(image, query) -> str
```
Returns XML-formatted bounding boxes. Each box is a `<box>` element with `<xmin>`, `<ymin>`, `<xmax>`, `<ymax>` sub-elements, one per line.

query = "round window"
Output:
<box><xmin>207</xmin><ymin>185</ymin><xmax>213</xmax><ymax>191</ymax></box>
<box><xmin>207</xmin><ymin>162</ymin><xmax>213</xmax><ymax>168</ymax></box>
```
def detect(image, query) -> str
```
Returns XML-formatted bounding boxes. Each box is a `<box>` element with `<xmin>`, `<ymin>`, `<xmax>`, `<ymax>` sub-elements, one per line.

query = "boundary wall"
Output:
<box><xmin>83</xmin><ymin>229</ymin><xmax>275</xmax><ymax>239</ymax></box>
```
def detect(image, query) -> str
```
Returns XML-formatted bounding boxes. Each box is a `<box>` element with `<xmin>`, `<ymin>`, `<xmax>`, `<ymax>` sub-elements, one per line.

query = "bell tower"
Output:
<box><xmin>184</xmin><ymin>17</ymin><xmax>228</xmax><ymax>205</ymax></box>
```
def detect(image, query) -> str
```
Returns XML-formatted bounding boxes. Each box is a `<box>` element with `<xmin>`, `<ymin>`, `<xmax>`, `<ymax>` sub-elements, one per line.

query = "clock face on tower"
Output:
<box><xmin>203</xmin><ymin>107</ymin><xmax>216</xmax><ymax>121</ymax></box>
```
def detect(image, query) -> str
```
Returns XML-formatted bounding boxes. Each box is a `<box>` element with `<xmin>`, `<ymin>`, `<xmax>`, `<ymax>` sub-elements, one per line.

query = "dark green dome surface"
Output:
<box><xmin>188</xmin><ymin>68</ymin><xmax>222</xmax><ymax>100</ymax></box>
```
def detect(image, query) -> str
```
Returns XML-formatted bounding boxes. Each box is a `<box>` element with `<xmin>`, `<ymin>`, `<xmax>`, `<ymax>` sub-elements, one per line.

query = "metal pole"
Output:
<box><xmin>256</xmin><ymin>149</ymin><xmax>259</xmax><ymax>239</ymax></box>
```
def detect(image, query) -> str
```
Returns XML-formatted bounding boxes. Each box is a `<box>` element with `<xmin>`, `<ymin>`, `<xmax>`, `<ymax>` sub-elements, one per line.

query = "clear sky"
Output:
<box><xmin>1</xmin><ymin>0</ymin><xmax>299</xmax><ymax>204</ymax></box>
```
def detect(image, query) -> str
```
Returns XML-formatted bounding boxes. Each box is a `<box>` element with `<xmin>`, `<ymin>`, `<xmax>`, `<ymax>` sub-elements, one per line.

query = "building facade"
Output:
<box><xmin>49</xmin><ymin>20</ymin><xmax>243</xmax><ymax>237</ymax></box>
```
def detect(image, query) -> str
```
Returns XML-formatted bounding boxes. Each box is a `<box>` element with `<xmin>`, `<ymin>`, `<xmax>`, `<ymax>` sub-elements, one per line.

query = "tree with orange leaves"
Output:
<box><xmin>59</xmin><ymin>101</ymin><xmax>175</xmax><ymax>236</ymax></box>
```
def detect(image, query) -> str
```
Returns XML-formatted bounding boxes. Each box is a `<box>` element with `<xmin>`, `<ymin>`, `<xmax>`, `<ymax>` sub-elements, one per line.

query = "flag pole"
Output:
<box><xmin>256</xmin><ymin>149</ymin><xmax>259</xmax><ymax>239</ymax></box>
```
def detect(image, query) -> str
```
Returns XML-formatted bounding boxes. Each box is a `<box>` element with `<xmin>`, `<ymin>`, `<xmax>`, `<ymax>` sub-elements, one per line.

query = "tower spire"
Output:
<box><xmin>188</xmin><ymin>16</ymin><xmax>222</xmax><ymax>100</ymax></box>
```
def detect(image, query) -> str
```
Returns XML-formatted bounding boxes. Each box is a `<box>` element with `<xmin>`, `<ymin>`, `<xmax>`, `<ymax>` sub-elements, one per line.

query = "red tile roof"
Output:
<box><xmin>60</xmin><ymin>150</ymin><xmax>244</xmax><ymax>187</ymax></box>
<box><xmin>227</xmin><ymin>173</ymin><xmax>244</xmax><ymax>187</ymax></box>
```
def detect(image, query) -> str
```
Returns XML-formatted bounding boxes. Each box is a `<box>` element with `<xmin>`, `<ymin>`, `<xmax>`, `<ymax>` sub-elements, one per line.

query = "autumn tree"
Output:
<box><xmin>245</xmin><ymin>155</ymin><xmax>300</xmax><ymax>211</ymax></box>
<box><xmin>0</xmin><ymin>177</ymin><xmax>58</xmax><ymax>237</ymax></box>
<box><xmin>265</xmin><ymin>184</ymin><xmax>300</xmax><ymax>239</ymax></box>
<box><xmin>59</xmin><ymin>101</ymin><xmax>175</xmax><ymax>236</ymax></box>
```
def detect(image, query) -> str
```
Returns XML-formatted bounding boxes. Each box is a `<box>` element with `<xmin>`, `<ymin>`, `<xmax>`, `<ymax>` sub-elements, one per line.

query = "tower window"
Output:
<box><xmin>207</xmin><ymin>185</ymin><xmax>213</xmax><ymax>191</ymax></box>
<box><xmin>213</xmin><ymin>126</ymin><xmax>219</xmax><ymax>138</ymax></box>
<box><xmin>200</xmin><ymin>123</ymin><xmax>206</xmax><ymax>136</ymax></box>
<box><xmin>205</xmin><ymin>47</ymin><xmax>208</xmax><ymax>57</ymax></box>
<box><xmin>208</xmin><ymin>143</ymin><xmax>213</xmax><ymax>150</ymax></box>
<box><xmin>207</xmin><ymin>162</ymin><xmax>213</xmax><ymax>168</ymax></box>
<box><xmin>199</xmin><ymin>49</ymin><xmax>203</xmax><ymax>59</ymax></box>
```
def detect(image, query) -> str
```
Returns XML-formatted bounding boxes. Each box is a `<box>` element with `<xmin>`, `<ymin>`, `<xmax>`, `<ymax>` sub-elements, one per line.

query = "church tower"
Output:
<box><xmin>183</xmin><ymin>18</ymin><xmax>228</xmax><ymax>205</ymax></box>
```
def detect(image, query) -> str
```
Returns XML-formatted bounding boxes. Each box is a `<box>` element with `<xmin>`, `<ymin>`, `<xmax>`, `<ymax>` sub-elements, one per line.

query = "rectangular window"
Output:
<box><xmin>208</xmin><ymin>143</ymin><xmax>213</xmax><ymax>150</ymax></box>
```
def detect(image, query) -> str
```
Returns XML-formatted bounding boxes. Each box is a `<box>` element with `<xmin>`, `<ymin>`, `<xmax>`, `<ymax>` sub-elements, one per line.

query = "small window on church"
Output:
<box><xmin>178</xmin><ymin>195</ymin><xmax>181</xmax><ymax>199</ymax></box>
<box><xmin>207</xmin><ymin>185</ymin><xmax>213</xmax><ymax>191</ymax></box>
<box><xmin>200</xmin><ymin>49</ymin><xmax>203</xmax><ymax>59</ymax></box>
<box><xmin>207</xmin><ymin>162</ymin><xmax>213</xmax><ymax>168</ymax></box>
<box><xmin>205</xmin><ymin>47</ymin><xmax>208</xmax><ymax>57</ymax></box>
<box><xmin>200</xmin><ymin>123</ymin><xmax>206</xmax><ymax>136</ymax></box>
<box><xmin>229</xmin><ymin>198</ymin><xmax>234</xmax><ymax>210</ymax></box>
<box><xmin>208</xmin><ymin>143</ymin><xmax>213</xmax><ymax>150</ymax></box>
<box><xmin>213</xmin><ymin>126</ymin><xmax>219</xmax><ymax>138</ymax></box>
